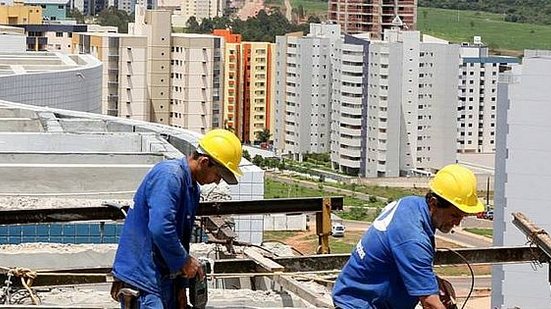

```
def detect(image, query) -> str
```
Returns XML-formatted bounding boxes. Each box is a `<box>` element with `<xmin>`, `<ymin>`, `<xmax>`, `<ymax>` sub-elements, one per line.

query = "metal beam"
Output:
<box><xmin>512</xmin><ymin>212</ymin><xmax>551</xmax><ymax>260</ymax></box>
<box><xmin>0</xmin><ymin>197</ymin><xmax>344</xmax><ymax>225</ymax></box>
<box><xmin>0</xmin><ymin>246</ymin><xmax>545</xmax><ymax>287</ymax></box>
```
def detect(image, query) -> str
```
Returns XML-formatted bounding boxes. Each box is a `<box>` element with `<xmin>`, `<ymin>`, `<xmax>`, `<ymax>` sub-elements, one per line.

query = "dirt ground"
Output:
<box><xmin>237</xmin><ymin>0</ymin><xmax>265</xmax><ymax>20</ymax></box>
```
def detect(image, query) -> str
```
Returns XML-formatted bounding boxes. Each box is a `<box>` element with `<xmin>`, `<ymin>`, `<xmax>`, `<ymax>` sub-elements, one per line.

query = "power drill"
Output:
<box><xmin>189</xmin><ymin>259</ymin><xmax>210</xmax><ymax>308</ymax></box>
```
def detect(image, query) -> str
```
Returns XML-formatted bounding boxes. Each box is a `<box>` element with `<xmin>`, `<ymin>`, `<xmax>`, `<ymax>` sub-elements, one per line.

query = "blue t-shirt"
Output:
<box><xmin>332</xmin><ymin>196</ymin><xmax>438</xmax><ymax>309</ymax></box>
<box><xmin>112</xmin><ymin>157</ymin><xmax>200</xmax><ymax>295</ymax></box>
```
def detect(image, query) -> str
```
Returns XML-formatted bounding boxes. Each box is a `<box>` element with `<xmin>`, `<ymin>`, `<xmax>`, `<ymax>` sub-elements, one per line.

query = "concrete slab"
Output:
<box><xmin>59</xmin><ymin>119</ymin><xmax>108</xmax><ymax>133</ymax></box>
<box><xmin>0</xmin><ymin>118</ymin><xmax>43</xmax><ymax>132</ymax></box>
<box><xmin>0</xmin><ymin>152</ymin><xmax>164</xmax><ymax>165</ymax></box>
<box><xmin>0</xmin><ymin>164</ymin><xmax>152</xmax><ymax>197</ymax></box>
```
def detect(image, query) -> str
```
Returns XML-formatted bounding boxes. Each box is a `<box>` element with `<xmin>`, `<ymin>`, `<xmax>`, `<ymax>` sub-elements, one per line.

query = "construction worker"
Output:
<box><xmin>332</xmin><ymin>164</ymin><xmax>484</xmax><ymax>309</ymax></box>
<box><xmin>111</xmin><ymin>129</ymin><xmax>243</xmax><ymax>308</ymax></box>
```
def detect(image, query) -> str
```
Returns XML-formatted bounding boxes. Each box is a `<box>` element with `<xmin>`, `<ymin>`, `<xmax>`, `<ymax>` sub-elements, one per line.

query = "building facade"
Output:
<box><xmin>213</xmin><ymin>29</ymin><xmax>241</xmax><ymax>134</ymax></box>
<box><xmin>362</xmin><ymin>30</ymin><xmax>458</xmax><ymax>177</ymax></box>
<box><xmin>493</xmin><ymin>50</ymin><xmax>551</xmax><ymax>308</ymax></box>
<box><xmin>72</xmin><ymin>33</ymin><xmax>149</xmax><ymax>120</ymax></box>
<box><xmin>0</xmin><ymin>1</ymin><xmax>42</xmax><ymax>25</ymax></box>
<box><xmin>24</xmin><ymin>0</ymin><xmax>68</xmax><ymax>21</ymax></box>
<box><xmin>170</xmin><ymin>34</ymin><xmax>223</xmax><ymax>134</ymax></box>
<box><xmin>274</xmin><ymin>24</ymin><xmax>340</xmax><ymax>160</ymax></box>
<box><xmin>172</xmin><ymin>0</ymin><xmax>225</xmax><ymax>27</ymax></box>
<box><xmin>0</xmin><ymin>51</ymin><xmax>102</xmax><ymax>113</ymax></box>
<box><xmin>327</xmin><ymin>0</ymin><xmax>417</xmax><ymax>39</ymax></box>
<box><xmin>457</xmin><ymin>39</ymin><xmax>518</xmax><ymax>153</ymax></box>
<box><xmin>72</xmin><ymin>7</ymin><xmax>223</xmax><ymax>134</ymax></box>
<box><xmin>213</xmin><ymin>29</ymin><xmax>275</xmax><ymax>143</ymax></box>
<box><xmin>330</xmin><ymin>34</ymin><xmax>369</xmax><ymax>176</ymax></box>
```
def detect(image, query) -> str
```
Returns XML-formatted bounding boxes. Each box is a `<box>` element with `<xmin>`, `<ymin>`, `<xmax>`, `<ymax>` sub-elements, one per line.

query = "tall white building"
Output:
<box><xmin>492</xmin><ymin>50</ymin><xmax>551</xmax><ymax>309</ymax></box>
<box><xmin>274</xmin><ymin>25</ymin><xmax>459</xmax><ymax>176</ymax></box>
<box><xmin>330</xmin><ymin>34</ymin><xmax>369</xmax><ymax>176</ymax></box>
<box><xmin>274</xmin><ymin>24</ymin><xmax>341</xmax><ymax>160</ymax></box>
<box><xmin>457</xmin><ymin>39</ymin><xmax>519</xmax><ymax>153</ymax></box>
<box><xmin>364</xmin><ymin>30</ymin><xmax>459</xmax><ymax>177</ymax></box>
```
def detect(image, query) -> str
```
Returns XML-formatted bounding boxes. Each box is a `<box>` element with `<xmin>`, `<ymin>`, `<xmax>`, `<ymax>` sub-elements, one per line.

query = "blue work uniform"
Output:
<box><xmin>112</xmin><ymin>157</ymin><xmax>200</xmax><ymax>308</ymax></box>
<box><xmin>332</xmin><ymin>196</ymin><xmax>439</xmax><ymax>309</ymax></box>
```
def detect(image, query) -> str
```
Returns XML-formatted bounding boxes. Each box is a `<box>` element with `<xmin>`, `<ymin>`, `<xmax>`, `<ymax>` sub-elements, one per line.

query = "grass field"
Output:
<box><xmin>290</xmin><ymin>0</ymin><xmax>327</xmax><ymax>16</ymax></box>
<box><xmin>464</xmin><ymin>227</ymin><xmax>493</xmax><ymax>238</ymax></box>
<box><xmin>418</xmin><ymin>7</ymin><xmax>551</xmax><ymax>53</ymax></box>
<box><xmin>264</xmin><ymin>178</ymin><xmax>373</xmax><ymax>207</ymax></box>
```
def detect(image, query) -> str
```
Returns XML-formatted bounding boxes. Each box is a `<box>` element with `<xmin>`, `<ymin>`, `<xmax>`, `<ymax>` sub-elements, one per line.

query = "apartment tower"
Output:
<box><xmin>214</xmin><ymin>29</ymin><xmax>275</xmax><ymax>143</ymax></box>
<box><xmin>327</xmin><ymin>0</ymin><xmax>417</xmax><ymax>38</ymax></box>
<box><xmin>274</xmin><ymin>24</ymin><xmax>341</xmax><ymax>160</ymax></box>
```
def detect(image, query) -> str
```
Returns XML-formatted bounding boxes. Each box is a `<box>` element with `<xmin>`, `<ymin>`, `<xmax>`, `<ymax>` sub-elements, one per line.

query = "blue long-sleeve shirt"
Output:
<box><xmin>112</xmin><ymin>157</ymin><xmax>200</xmax><ymax>295</ymax></box>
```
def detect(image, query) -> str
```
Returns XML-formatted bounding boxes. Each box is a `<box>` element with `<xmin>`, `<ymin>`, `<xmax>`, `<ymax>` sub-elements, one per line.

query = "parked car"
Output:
<box><xmin>332</xmin><ymin>223</ymin><xmax>346</xmax><ymax>237</ymax></box>
<box><xmin>484</xmin><ymin>210</ymin><xmax>494</xmax><ymax>220</ymax></box>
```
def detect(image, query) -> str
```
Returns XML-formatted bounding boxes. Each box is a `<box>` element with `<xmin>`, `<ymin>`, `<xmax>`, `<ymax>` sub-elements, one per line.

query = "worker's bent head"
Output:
<box><xmin>428</xmin><ymin>164</ymin><xmax>484</xmax><ymax>214</ymax></box>
<box><xmin>196</xmin><ymin>129</ymin><xmax>243</xmax><ymax>185</ymax></box>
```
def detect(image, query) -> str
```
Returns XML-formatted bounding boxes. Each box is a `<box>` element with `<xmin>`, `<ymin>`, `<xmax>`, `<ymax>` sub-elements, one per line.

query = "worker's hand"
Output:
<box><xmin>181</xmin><ymin>256</ymin><xmax>205</xmax><ymax>279</ymax></box>
<box><xmin>437</xmin><ymin>276</ymin><xmax>458</xmax><ymax>309</ymax></box>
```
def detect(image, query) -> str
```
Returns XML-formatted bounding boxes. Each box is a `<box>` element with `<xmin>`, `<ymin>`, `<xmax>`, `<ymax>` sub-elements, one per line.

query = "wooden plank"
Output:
<box><xmin>243</xmin><ymin>248</ymin><xmax>284</xmax><ymax>272</ymax></box>
<box><xmin>275</xmin><ymin>275</ymin><xmax>333</xmax><ymax>308</ymax></box>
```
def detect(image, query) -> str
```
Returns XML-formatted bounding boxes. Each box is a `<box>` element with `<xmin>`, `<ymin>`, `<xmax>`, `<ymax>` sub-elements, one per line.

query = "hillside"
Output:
<box><xmin>418</xmin><ymin>7</ymin><xmax>551</xmax><ymax>54</ymax></box>
<box><xmin>419</xmin><ymin>0</ymin><xmax>551</xmax><ymax>26</ymax></box>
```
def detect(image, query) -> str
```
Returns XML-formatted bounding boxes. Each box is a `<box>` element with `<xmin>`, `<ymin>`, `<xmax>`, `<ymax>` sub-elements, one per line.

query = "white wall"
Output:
<box><xmin>492</xmin><ymin>53</ymin><xmax>551</xmax><ymax>308</ymax></box>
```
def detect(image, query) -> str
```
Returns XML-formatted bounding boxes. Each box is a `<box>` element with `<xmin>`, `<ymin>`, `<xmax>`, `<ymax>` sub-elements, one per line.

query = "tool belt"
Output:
<box><xmin>111</xmin><ymin>278</ymin><xmax>140</xmax><ymax>308</ymax></box>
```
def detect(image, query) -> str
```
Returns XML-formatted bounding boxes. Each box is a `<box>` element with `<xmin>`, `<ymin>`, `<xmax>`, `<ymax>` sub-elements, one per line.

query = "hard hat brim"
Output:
<box><xmin>218</xmin><ymin>165</ymin><xmax>239</xmax><ymax>185</ymax></box>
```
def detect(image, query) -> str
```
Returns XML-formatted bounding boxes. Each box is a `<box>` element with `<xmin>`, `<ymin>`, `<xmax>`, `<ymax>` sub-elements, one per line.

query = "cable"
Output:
<box><xmin>441</xmin><ymin>247</ymin><xmax>474</xmax><ymax>309</ymax></box>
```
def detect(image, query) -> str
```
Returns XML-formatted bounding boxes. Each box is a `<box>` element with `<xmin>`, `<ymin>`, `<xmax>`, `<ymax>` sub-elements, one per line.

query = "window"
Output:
<box><xmin>56</xmin><ymin>32</ymin><xmax>63</xmax><ymax>37</ymax></box>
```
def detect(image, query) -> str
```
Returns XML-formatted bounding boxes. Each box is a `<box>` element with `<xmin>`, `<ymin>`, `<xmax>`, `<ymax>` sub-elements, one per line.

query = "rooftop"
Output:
<box><xmin>0</xmin><ymin>52</ymin><xmax>101</xmax><ymax>76</ymax></box>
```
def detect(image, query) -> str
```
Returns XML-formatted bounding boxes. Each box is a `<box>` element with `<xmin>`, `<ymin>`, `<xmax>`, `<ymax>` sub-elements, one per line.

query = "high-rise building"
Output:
<box><xmin>213</xmin><ymin>29</ymin><xmax>275</xmax><ymax>143</ymax></box>
<box><xmin>213</xmin><ymin>29</ymin><xmax>241</xmax><ymax>134</ymax></box>
<box><xmin>362</xmin><ymin>30</ymin><xmax>458</xmax><ymax>177</ymax></box>
<box><xmin>457</xmin><ymin>38</ymin><xmax>518</xmax><ymax>153</ymax></box>
<box><xmin>170</xmin><ymin>33</ymin><xmax>224</xmax><ymax>133</ymax></box>
<box><xmin>73</xmin><ymin>6</ymin><xmax>224</xmax><ymax>134</ymax></box>
<box><xmin>493</xmin><ymin>50</ymin><xmax>551</xmax><ymax>308</ymax></box>
<box><xmin>330</xmin><ymin>34</ymin><xmax>369</xmax><ymax>176</ymax></box>
<box><xmin>129</xmin><ymin>6</ymin><xmax>172</xmax><ymax>125</ymax></box>
<box><xmin>274</xmin><ymin>24</ymin><xmax>341</xmax><ymax>160</ymax></box>
<box><xmin>327</xmin><ymin>0</ymin><xmax>417</xmax><ymax>39</ymax></box>
<box><xmin>72</xmin><ymin>33</ymin><xmax>149</xmax><ymax>119</ymax></box>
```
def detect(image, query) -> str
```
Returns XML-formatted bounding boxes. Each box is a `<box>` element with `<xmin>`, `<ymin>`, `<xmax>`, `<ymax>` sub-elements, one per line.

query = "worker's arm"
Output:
<box><xmin>146</xmin><ymin>167</ymin><xmax>188</xmax><ymax>274</ymax></box>
<box><xmin>419</xmin><ymin>294</ymin><xmax>446</xmax><ymax>309</ymax></box>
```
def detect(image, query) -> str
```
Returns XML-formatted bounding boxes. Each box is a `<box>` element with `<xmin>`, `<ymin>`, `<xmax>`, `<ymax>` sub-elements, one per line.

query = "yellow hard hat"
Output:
<box><xmin>429</xmin><ymin>164</ymin><xmax>484</xmax><ymax>214</ymax></box>
<box><xmin>198</xmin><ymin>129</ymin><xmax>243</xmax><ymax>184</ymax></box>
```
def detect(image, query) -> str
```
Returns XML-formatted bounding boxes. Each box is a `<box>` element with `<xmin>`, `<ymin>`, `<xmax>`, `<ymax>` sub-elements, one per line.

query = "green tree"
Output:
<box><xmin>67</xmin><ymin>8</ymin><xmax>85</xmax><ymax>24</ymax></box>
<box><xmin>97</xmin><ymin>7</ymin><xmax>132</xmax><ymax>33</ymax></box>
<box><xmin>255</xmin><ymin>128</ymin><xmax>272</xmax><ymax>143</ymax></box>
<box><xmin>243</xmin><ymin>149</ymin><xmax>251</xmax><ymax>161</ymax></box>
<box><xmin>186</xmin><ymin>16</ymin><xmax>201</xmax><ymax>33</ymax></box>
<box><xmin>252</xmin><ymin>154</ymin><xmax>264</xmax><ymax>167</ymax></box>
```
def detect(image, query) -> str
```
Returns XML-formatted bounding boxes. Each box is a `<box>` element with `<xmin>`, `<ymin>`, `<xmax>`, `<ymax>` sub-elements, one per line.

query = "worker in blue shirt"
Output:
<box><xmin>111</xmin><ymin>129</ymin><xmax>243</xmax><ymax>308</ymax></box>
<box><xmin>332</xmin><ymin>164</ymin><xmax>485</xmax><ymax>309</ymax></box>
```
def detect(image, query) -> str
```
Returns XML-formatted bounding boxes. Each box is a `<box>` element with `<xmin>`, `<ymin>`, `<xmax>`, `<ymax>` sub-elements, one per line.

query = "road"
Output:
<box><xmin>284</xmin><ymin>0</ymin><xmax>292</xmax><ymax>21</ymax></box>
<box><xmin>344</xmin><ymin>219</ymin><xmax>492</xmax><ymax>248</ymax></box>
